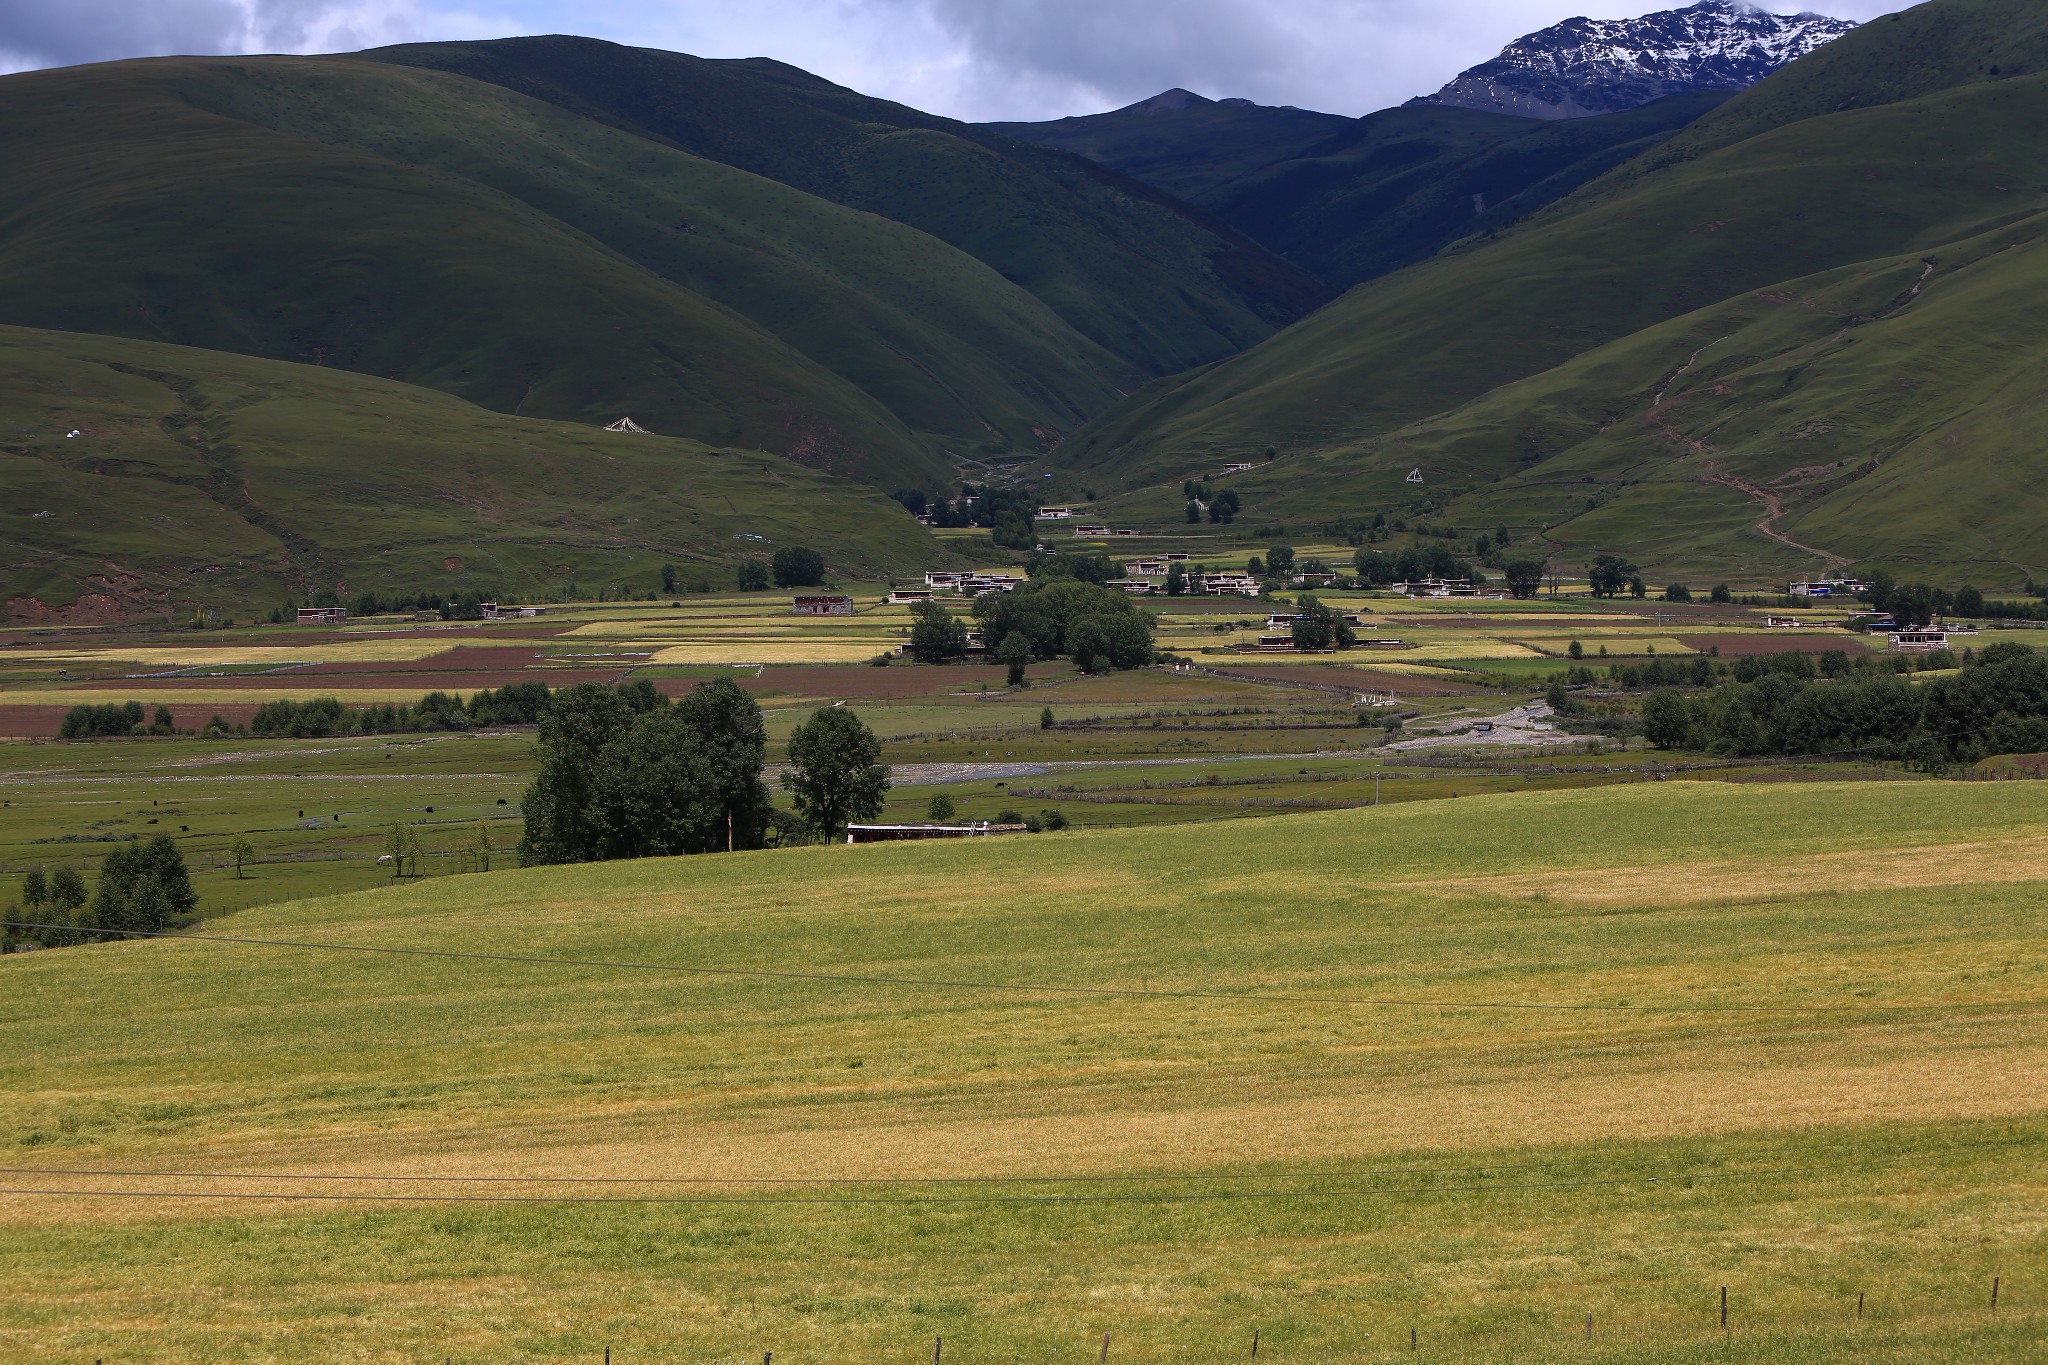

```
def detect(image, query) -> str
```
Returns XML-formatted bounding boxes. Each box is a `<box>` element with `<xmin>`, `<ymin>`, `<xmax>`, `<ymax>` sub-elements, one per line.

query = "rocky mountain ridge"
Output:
<box><xmin>1413</xmin><ymin>0</ymin><xmax>1856</xmax><ymax>119</ymax></box>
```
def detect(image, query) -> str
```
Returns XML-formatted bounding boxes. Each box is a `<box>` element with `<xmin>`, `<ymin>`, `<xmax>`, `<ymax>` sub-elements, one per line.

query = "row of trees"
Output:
<box><xmin>518</xmin><ymin>681</ymin><xmax>892</xmax><ymax>863</ymax></box>
<box><xmin>7</xmin><ymin>835</ymin><xmax>196</xmax><ymax>949</ymax></box>
<box><xmin>734</xmin><ymin>547</ymin><xmax>828</xmax><ymax>592</ymax></box>
<box><xmin>1640</xmin><ymin>642</ymin><xmax>2048</xmax><ymax>767</ymax></box>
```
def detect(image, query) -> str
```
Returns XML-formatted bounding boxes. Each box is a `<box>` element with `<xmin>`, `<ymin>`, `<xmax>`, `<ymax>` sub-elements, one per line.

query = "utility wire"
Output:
<box><xmin>0</xmin><ymin>921</ymin><xmax>1985</xmax><ymax>1016</ymax></box>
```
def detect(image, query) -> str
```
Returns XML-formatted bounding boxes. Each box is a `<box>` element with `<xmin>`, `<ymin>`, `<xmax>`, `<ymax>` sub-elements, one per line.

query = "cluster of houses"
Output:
<box><xmin>1392</xmin><ymin>577</ymin><xmax>1507</xmax><ymax>600</ymax></box>
<box><xmin>920</xmin><ymin>571</ymin><xmax>1021</xmax><ymax>596</ymax></box>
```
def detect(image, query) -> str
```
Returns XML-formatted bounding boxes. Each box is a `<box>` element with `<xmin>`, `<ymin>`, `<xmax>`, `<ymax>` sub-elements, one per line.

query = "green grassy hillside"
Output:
<box><xmin>3</xmin><ymin>781</ymin><xmax>2045</xmax><ymax>1359</ymax></box>
<box><xmin>1062</xmin><ymin>0</ymin><xmax>2048</xmax><ymax>585</ymax></box>
<box><xmin>0</xmin><ymin>325</ymin><xmax>938</xmax><ymax>617</ymax></box>
<box><xmin>368</xmin><ymin>37</ymin><xmax>1333</xmax><ymax>376</ymax></box>
<box><xmin>0</xmin><ymin>54</ymin><xmax>1219</xmax><ymax>487</ymax></box>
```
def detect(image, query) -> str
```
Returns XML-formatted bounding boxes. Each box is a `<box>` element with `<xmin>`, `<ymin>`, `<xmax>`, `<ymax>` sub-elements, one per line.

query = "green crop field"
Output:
<box><xmin>2</xmin><ymin>781</ymin><xmax>2044</xmax><ymax>1361</ymax></box>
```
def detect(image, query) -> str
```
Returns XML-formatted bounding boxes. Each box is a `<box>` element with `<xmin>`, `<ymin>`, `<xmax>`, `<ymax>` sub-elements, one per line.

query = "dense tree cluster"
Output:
<box><xmin>518</xmin><ymin>679</ymin><xmax>773</xmax><ymax>865</ymax></box>
<box><xmin>973</xmin><ymin>580</ymin><xmax>1155</xmax><ymax>673</ymax></box>
<box><xmin>1289</xmin><ymin>596</ymin><xmax>1357</xmax><ymax>652</ymax></box>
<box><xmin>236</xmin><ymin>682</ymin><xmax>558</xmax><ymax>739</ymax></box>
<box><xmin>1640</xmin><ymin>643</ymin><xmax>2048</xmax><ymax>768</ymax></box>
<box><xmin>7</xmin><ymin>836</ymin><xmax>193</xmax><ymax>950</ymax></box>
<box><xmin>57</xmin><ymin>702</ymin><xmax>175</xmax><ymax>739</ymax></box>
<box><xmin>1353</xmin><ymin>543</ymin><xmax>1474</xmax><ymax>586</ymax></box>
<box><xmin>771</xmin><ymin>547</ymin><xmax>826</xmax><ymax>587</ymax></box>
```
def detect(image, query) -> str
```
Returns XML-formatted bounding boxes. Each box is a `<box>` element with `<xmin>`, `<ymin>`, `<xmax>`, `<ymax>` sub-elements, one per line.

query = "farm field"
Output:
<box><xmin>2</xmin><ymin>781</ymin><xmax>2045</xmax><ymax>1360</ymax></box>
<box><xmin>0</xmin><ymin>586</ymin><xmax>1986</xmax><ymax>922</ymax></box>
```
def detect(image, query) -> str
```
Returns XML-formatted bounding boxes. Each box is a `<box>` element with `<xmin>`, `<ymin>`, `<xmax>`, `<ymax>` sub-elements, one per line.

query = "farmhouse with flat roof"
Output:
<box><xmin>296</xmin><ymin>606</ymin><xmax>348</xmax><ymax>624</ymax></box>
<box><xmin>792</xmin><ymin>594</ymin><xmax>855</xmax><ymax>616</ymax></box>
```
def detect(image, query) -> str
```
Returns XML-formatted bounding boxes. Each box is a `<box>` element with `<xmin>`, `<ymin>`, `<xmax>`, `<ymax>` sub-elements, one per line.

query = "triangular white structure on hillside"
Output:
<box><xmin>604</xmin><ymin>417</ymin><xmax>650</xmax><ymax>433</ymax></box>
<box><xmin>1406</xmin><ymin>467</ymin><xmax>1424</xmax><ymax>484</ymax></box>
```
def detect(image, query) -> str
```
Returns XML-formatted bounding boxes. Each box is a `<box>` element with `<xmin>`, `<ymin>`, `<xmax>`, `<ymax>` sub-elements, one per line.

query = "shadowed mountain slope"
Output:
<box><xmin>366</xmin><ymin>37</ymin><xmax>1333</xmax><ymax>377</ymax></box>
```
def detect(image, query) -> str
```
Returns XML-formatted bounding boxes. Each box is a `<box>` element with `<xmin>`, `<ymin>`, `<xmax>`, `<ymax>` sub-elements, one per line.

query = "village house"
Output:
<box><xmin>296</xmin><ymin>606</ymin><xmax>348</xmax><ymax>624</ymax></box>
<box><xmin>1294</xmin><ymin>572</ymin><xmax>1339</xmax><ymax>588</ymax></box>
<box><xmin>1220</xmin><ymin>461</ymin><xmax>1259</xmax><ymax>474</ymax></box>
<box><xmin>1034</xmin><ymin>506</ymin><xmax>1075</xmax><ymax>520</ymax></box>
<box><xmin>1072</xmin><ymin>524</ymin><xmax>1114</xmax><ymax>536</ymax></box>
<box><xmin>1790</xmin><ymin>578</ymin><xmax>1869</xmax><ymax>599</ymax></box>
<box><xmin>886</xmin><ymin>588</ymin><xmax>934</xmax><ymax>605</ymax></box>
<box><xmin>792</xmin><ymin>594</ymin><xmax>856</xmax><ymax>617</ymax></box>
<box><xmin>1889</xmin><ymin>629</ymin><xmax>1950</xmax><ymax>652</ymax></box>
<box><xmin>1124</xmin><ymin>559</ymin><xmax>1168</xmax><ymax>578</ymax></box>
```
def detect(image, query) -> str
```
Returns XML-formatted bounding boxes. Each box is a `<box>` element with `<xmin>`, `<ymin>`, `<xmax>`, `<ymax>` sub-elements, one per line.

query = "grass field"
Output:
<box><xmin>1</xmin><ymin>781</ymin><xmax>2044</xmax><ymax>1360</ymax></box>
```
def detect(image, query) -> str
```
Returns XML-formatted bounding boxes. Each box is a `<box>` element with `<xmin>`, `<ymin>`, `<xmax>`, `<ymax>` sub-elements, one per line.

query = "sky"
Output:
<box><xmin>0</xmin><ymin>0</ymin><xmax>1919</xmax><ymax>121</ymax></box>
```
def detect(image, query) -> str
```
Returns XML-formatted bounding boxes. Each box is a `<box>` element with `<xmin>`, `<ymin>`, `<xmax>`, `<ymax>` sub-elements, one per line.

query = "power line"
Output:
<box><xmin>0</xmin><ymin>921</ymin><xmax>1981</xmax><ymax>1016</ymax></box>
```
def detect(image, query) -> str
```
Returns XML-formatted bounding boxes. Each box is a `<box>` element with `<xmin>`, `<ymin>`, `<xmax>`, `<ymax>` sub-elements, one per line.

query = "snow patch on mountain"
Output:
<box><xmin>1413</xmin><ymin>0</ymin><xmax>1857</xmax><ymax>121</ymax></box>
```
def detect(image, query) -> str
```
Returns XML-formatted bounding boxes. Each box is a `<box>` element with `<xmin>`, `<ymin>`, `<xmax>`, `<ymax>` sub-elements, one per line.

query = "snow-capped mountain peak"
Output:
<box><xmin>1412</xmin><ymin>0</ymin><xmax>1858</xmax><ymax>121</ymax></box>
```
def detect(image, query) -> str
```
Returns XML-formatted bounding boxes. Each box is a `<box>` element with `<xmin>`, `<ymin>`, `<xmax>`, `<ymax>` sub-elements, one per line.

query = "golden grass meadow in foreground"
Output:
<box><xmin>1</xmin><ymin>782</ymin><xmax>2044</xmax><ymax>1360</ymax></box>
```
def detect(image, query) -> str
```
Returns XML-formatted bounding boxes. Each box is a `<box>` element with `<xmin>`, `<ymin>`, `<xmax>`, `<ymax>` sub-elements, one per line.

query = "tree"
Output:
<box><xmin>1164</xmin><ymin>562</ymin><xmax>1187</xmax><ymax>597</ymax></box>
<box><xmin>908</xmin><ymin>601</ymin><xmax>970</xmax><ymax>663</ymax></box>
<box><xmin>386</xmin><ymin>823</ymin><xmax>411</xmax><ymax>877</ymax></box>
<box><xmin>1069</xmin><ymin>613</ymin><xmax>1154</xmax><ymax>672</ymax></box>
<box><xmin>150</xmin><ymin>705</ymin><xmax>176</xmax><ymax>735</ymax></box>
<box><xmin>49</xmin><ymin>868</ymin><xmax>86</xmax><ymax>910</ymax></box>
<box><xmin>22</xmin><ymin>868</ymin><xmax>47</xmax><ymax>907</ymax></box>
<box><xmin>1710</xmin><ymin>584</ymin><xmax>1733</xmax><ymax>604</ymax></box>
<box><xmin>926</xmin><ymin>792</ymin><xmax>956</xmax><ymax>821</ymax></box>
<box><xmin>93</xmin><ymin>834</ymin><xmax>196</xmax><ymax>935</ymax></box>
<box><xmin>1265</xmin><ymin>545</ymin><xmax>1296</xmax><ymax>578</ymax></box>
<box><xmin>674</xmin><ymin>677</ymin><xmax>774</xmax><ymax>850</ymax></box>
<box><xmin>1185</xmin><ymin>501</ymin><xmax>1202</xmax><ymax>524</ymax></box>
<box><xmin>1956</xmin><ymin>584</ymin><xmax>1985</xmax><ymax>618</ymax></box>
<box><xmin>1642</xmin><ymin>689</ymin><xmax>1691</xmax><ymax>750</ymax></box>
<box><xmin>1545</xmin><ymin>679</ymin><xmax>1572</xmax><ymax>715</ymax></box>
<box><xmin>735</xmin><ymin>559</ymin><xmax>770</xmax><ymax>592</ymax></box>
<box><xmin>231</xmin><ymin>837</ymin><xmax>254</xmax><ymax>880</ymax></box>
<box><xmin>1629</xmin><ymin>575</ymin><xmax>1648</xmax><ymax>599</ymax></box>
<box><xmin>997</xmin><ymin>631</ymin><xmax>1031</xmax><ymax>687</ymax></box>
<box><xmin>661</xmin><ymin>564</ymin><xmax>678</xmax><ymax>594</ymax></box>
<box><xmin>1041</xmin><ymin>706</ymin><xmax>1055</xmax><ymax>730</ymax></box>
<box><xmin>1568</xmin><ymin>640</ymin><xmax>1584</xmax><ymax>660</ymax></box>
<box><xmin>1663</xmin><ymin>583</ymin><xmax>1693</xmax><ymax>603</ymax></box>
<box><xmin>783</xmin><ymin>707</ymin><xmax>890</xmax><ymax>839</ymax></box>
<box><xmin>1290</xmin><ymin>596</ymin><xmax>1353</xmax><ymax>652</ymax></box>
<box><xmin>1588</xmin><ymin>555</ymin><xmax>1638</xmax><ymax>598</ymax></box>
<box><xmin>473</xmin><ymin>822</ymin><xmax>494</xmax><ymax>872</ymax></box>
<box><xmin>1502</xmin><ymin>558</ymin><xmax>1547</xmax><ymax>600</ymax></box>
<box><xmin>519</xmin><ymin>683</ymin><xmax>636</xmax><ymax>865</ymax></box>
<box><xmin>771</xmin><ymin>546</ymin><xmax>826</xmax><ymax>588</ymax></box>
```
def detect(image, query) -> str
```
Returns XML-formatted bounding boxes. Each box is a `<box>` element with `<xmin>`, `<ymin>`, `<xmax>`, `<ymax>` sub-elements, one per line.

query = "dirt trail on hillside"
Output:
<box><xmin>1704</xmin><ymin>459</ymin><xmax>1850</xmax><ymax>570</ymax></box>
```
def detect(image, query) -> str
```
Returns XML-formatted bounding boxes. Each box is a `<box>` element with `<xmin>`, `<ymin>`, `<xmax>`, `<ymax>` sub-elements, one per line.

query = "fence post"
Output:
<box><xmin>934</xmin><ymin>1336</ymin><xmax>943</xmax><ymax>1365</ymax></box>
<box><xmin>1585</xmin><ymin>1311</ymin><xmax>1592</xmax><ymax>1340</ymax></box>
<box><xmin>1410</xmin><ymin>1326</ymin><xmax>1417</xmax><ymax>1350</ymax></box>
<box><xmin>1857</xmin><ymin>1292</ymin><xmax>1864</xmax><ymax>1319</ymax></box>
<box><xmin>1993</xmin><ymin>1276</ymin><xmax>2000</xmax><ymax>1310</ymax></box>
<box><xmin>1100</xmin><ymin>1331</ymin><xmax>1111</xmax><ymax>1363</ymax></box>
<box><xmin>1251</xmin><ymin>1328</ymin><xmax>1259</xmax><ymax>1358</ymax></box>
<box><xmin>1720</xmin><ymin>1285</ymin><xmax>1728</xmax><ymax>1332</ymax></box>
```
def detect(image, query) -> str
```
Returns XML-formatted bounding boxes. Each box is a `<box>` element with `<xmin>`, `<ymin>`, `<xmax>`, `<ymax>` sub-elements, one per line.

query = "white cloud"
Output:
<box><xmin>0</xmin><ymin>0</ymin><xmax>1919</xmax><ymax>116</ymax></box>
